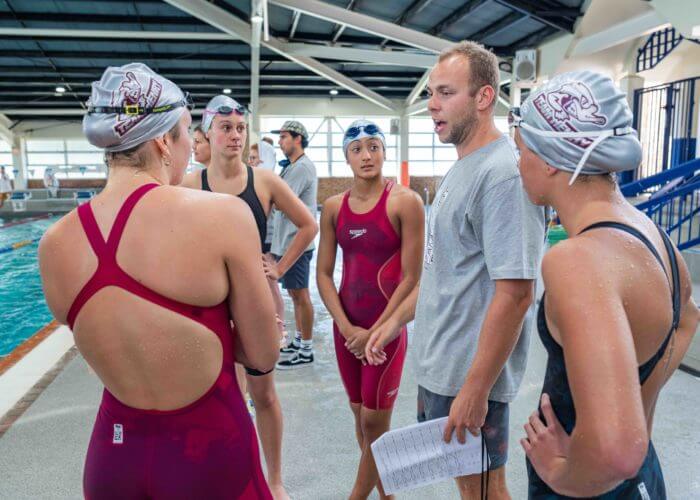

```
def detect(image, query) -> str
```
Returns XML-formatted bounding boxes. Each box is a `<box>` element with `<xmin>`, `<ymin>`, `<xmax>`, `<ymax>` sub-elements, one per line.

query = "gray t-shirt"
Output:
<box><xmin>414</xmin><ymin>135</ymin><xmax>545</xmax><ymax>402</ymax></box>
<box><xmin>271</xmin><ymin>154</ymin><xmax>318</xmax><ymax>255</ymax></box>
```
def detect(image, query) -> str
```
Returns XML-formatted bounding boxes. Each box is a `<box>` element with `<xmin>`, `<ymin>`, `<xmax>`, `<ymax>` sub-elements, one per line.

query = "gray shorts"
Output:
<box><xmin>417</xmin><ymin>385</ymin><xmax>509</xmax><ymax>470</ymax></box>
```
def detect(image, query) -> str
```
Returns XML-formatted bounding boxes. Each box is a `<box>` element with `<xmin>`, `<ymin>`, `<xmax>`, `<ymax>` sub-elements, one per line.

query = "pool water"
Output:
<box><xmin>0</xmin><ymin>216</ymin><xmax>59</xmax><ymax>357</ymax></box>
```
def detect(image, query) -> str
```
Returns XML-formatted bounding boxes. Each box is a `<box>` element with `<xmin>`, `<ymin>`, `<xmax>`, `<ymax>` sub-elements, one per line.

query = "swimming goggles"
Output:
<box><xmin>508</xmin><ymin>107</ymin><xmax>634</xmax><ymax>185</ymax></box>
<box><xmin>344</xmin><ymin>123</ymin><xmax>381</xmax><ymax>139</ymax></box>
<box><xmin>203</xmin><ymin>103</ymin><xmax>248</xmax><ymax>117</ymax></box>
<box><xmin>87</xmin><ymin>92</ymin><xmax>194</xmax><ymax>116</ymax></box>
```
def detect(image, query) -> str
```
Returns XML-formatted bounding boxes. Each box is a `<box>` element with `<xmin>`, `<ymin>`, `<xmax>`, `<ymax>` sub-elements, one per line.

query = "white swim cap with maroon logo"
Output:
<box><xmin>83</xmin><ymin>63</ymin><xmax>187</xmax><ymax>152</ymax></box>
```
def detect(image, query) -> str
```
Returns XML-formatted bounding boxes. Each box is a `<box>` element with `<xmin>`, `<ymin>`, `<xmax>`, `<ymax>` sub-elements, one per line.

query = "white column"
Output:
<box><xmin>618</xmin><ymin>74</ymin><xmax>645</xmax><ymax>108</ymax></box>
<box><xmin>326</xmin><ymin>117</ymin><xmax>333</xmax><ymax>177</ymax></box>
<box><xmin>11</xmin><ymin>136</ymin><xmax>27</xmax><ymax>190</ymax></box>
<box><xmin>399</xmin><ymin>113</ymin><xmax>410</xmax><ymax>185</ymax></box>
<box><xmin>399</xmin><ymin>113</ymin><xmax>409</xmax><ymax>164</ymax></box>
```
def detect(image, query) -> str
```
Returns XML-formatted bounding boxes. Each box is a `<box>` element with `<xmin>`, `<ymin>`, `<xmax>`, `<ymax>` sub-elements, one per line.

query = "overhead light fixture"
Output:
<box><xmin>251</xmin><ymin>15</ymin><xmax>263</xmax><ymax>24</ymax></box>
<box><xmin>55</xmin><ymin>86</ymin><xmax>66</xmax><ymax>93</ymax></box>
<box><xmin>223</xmin><ymin>88</ymin><xmax>232</xmax><ymax>94</ymax></box>
<box><xmin>329</xmin><ymin>89</ymin><xmax>339</xmax><ymax>96</ymax></box>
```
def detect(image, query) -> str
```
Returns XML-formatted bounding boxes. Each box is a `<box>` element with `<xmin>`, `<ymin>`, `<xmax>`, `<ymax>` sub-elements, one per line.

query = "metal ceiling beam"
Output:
<box><xmin>0</xmin><ymin>49</ymin><xmax>276</xmax><ymax>62</ymax></box>
<box><xmin>289</xmin><ymin>10</ymin><xmax>302</xmax><ymax>39</ymax></box>
<box><xmin>471</xmin><ymin>12</ymin><xmax>525</xmax><ymax>42</ymax></box>
<box><xmin>397</xmin><ymin>0</ymin><xmax>435</xmax><ymax>25</ymax></box>
<box><xmin>251</xmin><ymin>1</ymin><xmax>263</xmax><ymax>136</ymax></box>
<box><xmin>493</xmin><ymin>0</ymin><xmax>575</xmax><ymax>33</ymax></box>
<box><xmin>503</xmin><ymin>25</ymin><xmax>559</xmax><ymax>52</ymax></box>
<box><xmin>0</xmin><ymin>27</ymin><xmax>236</xmax><ymax>41</ymax></box>
<box><xmin>404</xmin><ymin>99</ymin><xmax>428</xmax><ymax>116</ymax></box>
<box><xmin>429</xmin><ymin>0</ymin><xmax>490</xmax><ymax>36</ymax></box>
<box><xmin>0</xmin><ymin>83</ymin><xmax>417</xmax><ymax>94</ymax></box>
<box><xmin>269</xmin><ymin>0</ymin><xmax>453</xmax><ymax>53</ymax></box>
<box><xmin>284</xmin><ymin>44</ymin><xmax>437</xmax><ymax>67</ymax></box>
<box><xmin>0</xmin><ymin>11</ymin><xmax>207</xmax><ymax>25</ymax></box>
<box><xmin>0</xmin><ymin>78</ymin><xmax>419</xmax><ymax>88</ymax></box>
<box><xmin>164</xmin><ymin>0</ymin><xmax>396</xmax><ymax>110</ymax></box>
<box><xmin>405</xmin><ymin>69</ymin><xmax>430</xmax><ymax>106</ymax></box>
<box><xmin>329</xmin><ymin>0</ymin><xmax>356</xmax><ymax>44</ymax></box>
<box><xmin>0</xmin><ymin>67</ymin><xmax>424</xmax><ymax>80</ymax></box>
<box><xmin>570</xmin><ymin>9</ymin><xmax>668</xmax><ymax>56</ymax></box>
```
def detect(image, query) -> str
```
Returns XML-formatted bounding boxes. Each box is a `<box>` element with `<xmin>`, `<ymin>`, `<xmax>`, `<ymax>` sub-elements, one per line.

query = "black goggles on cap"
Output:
<box><xmin>204</xmin><ymin>103</ymin><xmax>248</xmax><ymax>117</ymax></box>
<box><xmin>87</xmin><ymin>92</ymin><xmax>194</xmax><ymax>116</ymax></box>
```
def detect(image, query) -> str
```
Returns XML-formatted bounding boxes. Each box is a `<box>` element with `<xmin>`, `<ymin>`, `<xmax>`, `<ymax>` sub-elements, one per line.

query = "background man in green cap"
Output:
<box><xmin>271</xmin><ymin>120</ymin><xmax>319</xmax><ymax>369</ymax></box>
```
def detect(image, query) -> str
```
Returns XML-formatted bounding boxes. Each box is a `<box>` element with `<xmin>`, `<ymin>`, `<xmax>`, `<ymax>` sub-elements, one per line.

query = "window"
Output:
<box><xmin>0</xmin><ymin>140</ymin><xmax>13</xmax><ymax>176</ymax></box>
<box><xmin>408</xmin><ymin>117</ymin><xmax>458</xmax><ymax>176</ymax></box>
<box><xmin>25</xmin><ymin>139</ymin><xmax>107</xmax><ymax>179</ymax></box>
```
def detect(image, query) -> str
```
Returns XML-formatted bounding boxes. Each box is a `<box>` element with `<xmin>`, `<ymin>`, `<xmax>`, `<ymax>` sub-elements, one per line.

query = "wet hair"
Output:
<box><xmin>262</xmin><ymin>136</ymin><xmax>274</xmax><ymax>146</ymax></box>
<box><xmin>104</xmin><ymin>120</ymin><xmax>181</xmax><ymax>169</ymax></box>
<box><xmin>438</xmin><ymin>40</ymin><xmax>499</xmax><ymax>107</ymax></box>
<box><xmin>288</xmin><ymin>131</ymin><xmax>308</xmax><ymax>149</ymax></box>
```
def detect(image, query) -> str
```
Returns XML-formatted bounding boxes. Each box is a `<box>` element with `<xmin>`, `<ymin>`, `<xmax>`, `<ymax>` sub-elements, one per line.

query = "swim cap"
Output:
<box><xmin>343</xmin><ymin>119</ymin><xmax>386</xmax><ymax>156</ymax></box>
<box><xmin>83</xmin><ymin>63</ymin><xmax>189</xmax><ymax>152</ymax></box>
<box><xmin>201</xmin><ymin>95</ymin><xmax>247</xmax><ymax>133</ymax></box>
<box><xmin>515</xmin><ymin>70</ymin><xmax>642</xmax><ymax>185</ymax></box>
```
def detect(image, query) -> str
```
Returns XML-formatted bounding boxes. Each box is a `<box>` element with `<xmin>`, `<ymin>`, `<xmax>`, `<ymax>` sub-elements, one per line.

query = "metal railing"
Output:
<box><xmin>633</xmin><ymin>187</ymin><xmax>700</xmax><ymax>252</ymax></box>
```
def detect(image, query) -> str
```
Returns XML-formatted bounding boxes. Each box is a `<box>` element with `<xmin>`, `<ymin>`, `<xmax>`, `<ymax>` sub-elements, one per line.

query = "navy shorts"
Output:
<box><xmin>262</xmin><ymin>242</ymin><xmax>271</xmax><ymax>254</ymax></box>
<box><xmin>417</xmin><ymin>385</ymin><xmax>509</xmax><ymax>470</ymax></box>
<box><xmin>274</xmin><ymin>250</ymin><xmax>313</xmax><ymax>290</ymax></box>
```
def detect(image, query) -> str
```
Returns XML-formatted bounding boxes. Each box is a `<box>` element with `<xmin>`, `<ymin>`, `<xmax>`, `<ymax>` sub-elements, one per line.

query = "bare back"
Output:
<box><xmin>543</xmin><ymin>205</ymin><xmax>697</xmax><ymax>434</ymax></box>
<box><xmin>39</xmin><ymin>183</ymin><xmax>277</xmax><ymax>411</ymax></box>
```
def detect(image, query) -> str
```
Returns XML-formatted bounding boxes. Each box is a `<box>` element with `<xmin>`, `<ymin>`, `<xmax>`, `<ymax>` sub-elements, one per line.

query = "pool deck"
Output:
<box><xmin>0</xmin><ymin>260</ymin><xmax>699</xmax><ymax>499</ymax></box>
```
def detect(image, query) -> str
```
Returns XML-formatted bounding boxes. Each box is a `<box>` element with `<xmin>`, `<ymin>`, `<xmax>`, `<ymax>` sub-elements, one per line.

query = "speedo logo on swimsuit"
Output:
<box><xmin>386</xmin><ymin>388</ymin><xmax>399</xmax><ymax>399</ymax></box>
<box><xmin>113</xmin><ymin>423</ymin><xmax>124</xmax><ymax>444</ymax></box>
<box><xmin>349</xmin><ymin>228</ymin><xmax>367</xmax><ymax>240</ymax></box>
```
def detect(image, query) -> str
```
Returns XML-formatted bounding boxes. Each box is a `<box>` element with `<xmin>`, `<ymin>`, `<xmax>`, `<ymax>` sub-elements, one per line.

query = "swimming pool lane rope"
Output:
<box><xmin>0</xmin><ymin>237</ymin><xmax>41</xmax><ymax>255</ymax></box>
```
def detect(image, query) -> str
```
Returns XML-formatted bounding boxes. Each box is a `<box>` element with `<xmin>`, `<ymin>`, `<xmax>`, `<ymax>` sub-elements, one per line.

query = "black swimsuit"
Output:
<box><xmin>201</xmin><ymin>167</ymin><xmax>273</xmax><ymax>377</ymax></box>
<box><xmin>527</xmin><ymin>221</ymin><xmax>681</xmax><ymax>499</ymax></box>
<box><xmin>201</xmin><ymin>167</ymin><xmax>267</xmax><ymax>247</ymax></box>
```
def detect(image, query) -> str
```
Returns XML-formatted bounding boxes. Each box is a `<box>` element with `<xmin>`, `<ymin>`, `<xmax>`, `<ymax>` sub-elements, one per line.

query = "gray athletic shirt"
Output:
<box><xmin>270</xmin><ymin>154</ymin><xmax>318</xmax><ymax>255</ymax></box>
<box><xmin>413</xmin><ymin>135</ymin><xmax>545</xmax><ymax>402</ymax></box>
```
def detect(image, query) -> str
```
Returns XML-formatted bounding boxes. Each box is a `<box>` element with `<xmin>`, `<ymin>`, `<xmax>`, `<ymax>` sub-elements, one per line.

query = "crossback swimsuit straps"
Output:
<box><xmin>70</xmin><ymin>184</ymin><xmax>272</xmax><ymax>499</ymax></box>
<box><xmin>527</xmin><ymin>221</ymin><xmax>681</xmax><ymax>499</ymax></box>
<box><xmin>333</xmin><ymin>180</ymin><xmax>408</xmax><ymax>410</ymax></box>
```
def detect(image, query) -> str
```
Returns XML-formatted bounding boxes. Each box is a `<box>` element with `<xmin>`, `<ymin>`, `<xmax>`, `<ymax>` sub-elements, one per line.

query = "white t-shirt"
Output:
<box><xmin>0</xmin><ymin>174</ymin><xmax>12</xmax><ymax>193</ymax></box>
<box><xmin>258</xmin><ymin>141</ymin><xmax>276</xmax><ymax>171</ymax></box>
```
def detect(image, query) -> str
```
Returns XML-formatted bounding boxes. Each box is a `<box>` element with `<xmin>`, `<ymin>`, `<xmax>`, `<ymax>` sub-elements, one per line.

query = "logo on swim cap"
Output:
<box><xmin>113</xmin><ymin>72</ymin><xmax>163</xmax><ymax>137</ymax></box>
<box><xmin>532</xmin><ymin>82</ymin><xmax>606</xmax><ymax>149</ymax></box>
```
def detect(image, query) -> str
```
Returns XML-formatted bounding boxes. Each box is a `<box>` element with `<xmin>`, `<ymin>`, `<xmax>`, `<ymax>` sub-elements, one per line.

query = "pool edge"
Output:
<box><xmin>0</xmin><ymin>324</ymin><xmax>76</xmax><ymax>435</ymax></box>
<box><xmin>0</xmin><ymin>320</ymin><xmax>60</xmax><ymax>377</ymax></box>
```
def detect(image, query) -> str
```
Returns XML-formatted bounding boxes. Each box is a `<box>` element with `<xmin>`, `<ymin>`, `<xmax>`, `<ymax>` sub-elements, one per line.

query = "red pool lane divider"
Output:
<box><xmin>0</xmin><ymin>237</ymin><xmax>41</xmax><ymax>255</ymax></box>
<box><xmin>0</xmin><ymin>214</ymin><xmax>51</xmax><ymax>230</ymax></box>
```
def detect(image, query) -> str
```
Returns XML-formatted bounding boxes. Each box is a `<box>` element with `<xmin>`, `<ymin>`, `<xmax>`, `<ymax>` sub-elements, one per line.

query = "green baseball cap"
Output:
<box><xmin>271</xmin><ymin>120</ymin><xmax>309</xmax><ymax>140</ymax></box>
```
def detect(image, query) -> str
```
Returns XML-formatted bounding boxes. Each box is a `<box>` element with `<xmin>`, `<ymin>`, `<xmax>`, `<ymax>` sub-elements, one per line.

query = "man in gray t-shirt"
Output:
<box><xmin>270</xmin><ymin>120</ymin><xmax>319</xmax><ymax>369</ymax></box>
<box><xmin>364</xmin><ymin>42</ymin><xmax>544</xmax><ymax>497</ymax></box>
